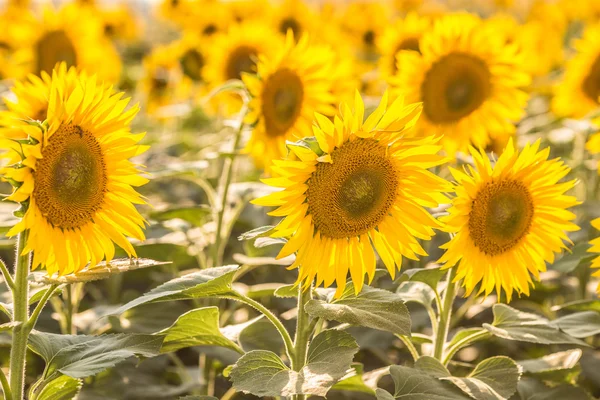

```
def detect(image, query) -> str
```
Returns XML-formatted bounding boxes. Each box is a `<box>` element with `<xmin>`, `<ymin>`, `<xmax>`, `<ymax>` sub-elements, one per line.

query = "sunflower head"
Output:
<box><xmin>440</xmin><ymin>140</ymin><xmax>580</xmax><ymax>301</ymax></box>
<box><xmin>391</xmin><ymin>13</ymin><xmax>530</xmax><ymax>155</ymax></box>
<box><xmin>1</xmin><ymin>63</ymin><xmax>148</xmax><ymax>276</ymax></box>
<box><xmin>252</xmin><ymin>91</ymin><xmax>450</xmax><ymax>297</ymax></box>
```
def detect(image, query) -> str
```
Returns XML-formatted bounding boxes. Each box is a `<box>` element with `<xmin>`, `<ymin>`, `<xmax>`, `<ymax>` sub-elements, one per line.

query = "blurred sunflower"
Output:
<box><xmin>440</xmin><ymin>140</ymin><xmax>579</xmax><ymax>301</ymax></box>
<box><xmin>243</xmin><ymin>34</ymin><xmax>338</xmax><ymax>170</ymax></box>
<box><xmin>340</xmin><ymin>1</ymin><xmax>391</xmax><ymax>60</ymax></box>
<box><xmin>205</xmin><ymin>22</ymin><xmax>282</xmax><ymax>114</ymax></box>
<box><xmin>253</xmin><ymin>92</ymin><xmax>450</xmax><ymax>296</ymax></box>
<box><xmin>270</xmin><ymin>0</ymin><xmax>316</xmax><ymax>39</ymax></box>
<box><xmin>392</xmin><ymin>14</ymin><xmax>530</xmax><ymax>155</ymax></box>
<box><xmin>0</xmin><ymin>63</ymin><xmax>148</xmax><ymax>276</ymax></box>
<box><xmin>0</xmin><ymin>9</ymin><xmax>37</xmax><ymax>80</ymax></box>
<box><xmin>377</xmin><ymin>12</ymin><xmax>429</xmax><ymax>80</ymax></box>
<box><xmin>553</xmin><ymin>24</ymin><xmax>600</xmax><ymax>118</ymax></box>
<box><xmin>30</xmin><ymin>6</ymin><xmax>122</xmax><ymax>83</ymax></box>
<box><xmin>227</xmin><ymin>0</ymin><xmax>271</xmax><ymax>23</ymax></box>
<box><xmin>100</xmin><ymin>5</ymin><xmax>140</xmax><ymax>43</ymax></box>
<box><xmin>393</xmin><ymin>0</ymin><xmax>423</xmax><ymax>14</ymax></box>
<box><xmin>179</xmin><ymin>1</ymin><xmax>231</xmax><ymax>37</ymax></box>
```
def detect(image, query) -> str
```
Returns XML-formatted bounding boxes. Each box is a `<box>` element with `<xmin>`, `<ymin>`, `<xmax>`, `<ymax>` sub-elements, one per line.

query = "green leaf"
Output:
<box><xmin>552</xmin><ymin>311</ymin><xmax>600</xmax><ymax>338</ymax></box>
<box><xmin>151</xmin><ymin>205</ymin><xmax>211</xmax><ymax>226</ymax></box>
<box><xmin>158</xmin><ymin>307</ymin><xmax>243</xmax><ymax>354</ymax></box>
<box><xmin>376</xmin><ymin>365</ymin><xmax>469</xmax><ymax>400</ymax></box>
<box><xmin>446</xmin><ymin>328</ymin><xmax>489</xmax><ymax>352</ymax></box>
<box><xmin>229</xmin><ymin>329</ymin><xmax>358</xmax><ymax>397</ymax></box>
<box><xmin>517</xmin><ymin>377</ymin><xmax>591</xmax><ymax>400</ymax></box>
<box><xmin>552</xmin><ymin>299</ymin><xmax>600</xmax><ymax>313</ymax></box>
<box><xmin>235</xmin><ymin>317</ymin><xmax>284</xmax><ymax>354</ymax></box>
<box><xmin>36</xmin><ymin>375</ymin><xmax>82</xmax><ymax>400</ymax></box>
<box><xmin>396</xmin><ymin>281</ymin><xmax>437</xmax><ymax>308</ymax></box>
<box><xmin>274</xmin><ymin>284</ymin><xmax>298</xmax><ymax>298</ymax></box>
<box><xmin>305</xmin><ymin>285</ymin><xmax>411</xmax><ymax>335</ymax></box>
<box><xmin>331</xmin><ymin>363</ymin><xmax>376</xmax><ymax>395</ymax></box>
<box><xmin>29</xmin><ymin>331</ymin><xmax>164</xmax><ymax>379</ymax></box>
<box><xmin>519</xmin><ymin>349</ymin><xmax>582</xmax><ymax>383</ymax></box>
<box><xmin>414</xmin><ymin>356</ymin><xmax>451</xmax><ymax>378</ymax></box>
<box><xmin>238</xmin><ymin>225</ymin><xmax>275</xmax><ymax>241</ymax></box>
<box><xmin>483</xmin><ymin>304</ymin><xmax>587</xmax><ymax>345</ymax></box>
<box><xmin>398</xmin><ymin>266</ymin><xmax>446</xmax><ymax>292</ymax></box>
<box><xmin>110</xmin><ymin>265</ymin><xmax>240</xmax><ymax>315</ymax></box>
<box><xmin>441</xmin><ymin>356</ymin><xmax>521</xmax><ymax>400</ymax></box>
<box><xmin>549</xmin><ymin>242</ymin><xmax>594</xmax><ymax>273</ymax></box>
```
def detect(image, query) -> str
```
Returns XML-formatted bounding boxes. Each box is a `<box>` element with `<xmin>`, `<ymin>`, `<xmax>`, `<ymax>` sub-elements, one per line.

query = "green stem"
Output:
<box><xmin>212</xmin><ymin>120</ymin><xmax>245</xmax><ymax>268</ymax></box>
<box><xmin>433</xmin><ymin>267</ymin><xmax>458</xmax><ymax>361</ymax></box>
<box><xmin>292</xmin><ymin>284</ymin><xmax>312</xmax><ymax>400</ymax></box>
<box><xmin>395</xmin><ymin>334</ymin><xmax>419</xmax><ymax>362</ymax></box>
<box><xmin>0</xmin><ymin>364</ymin><xmax>12</xmax><ymax>400</ymax></box>
<box><xmin>442</xmin><ymin>330</ymin><xmax>491</xmax><ymax>366</ymax></box>
<box><xmin>65</xmin><ymin>285</ymin><xmax>74</xmax><ymax>334</ymax></box>
<box><xmin>0</xmin><ymin>258</ymin><xmax>15</xmax><ymax>291</ymax></box>
<box><xmin>28</xmin><ymin>285</ymin><xmax>59</xmax><ymax>331</ymax></box>
<box><xmin>9</xmin><ymin>231</ymin><xmax>31</xmax><ymax>400</ymax></box>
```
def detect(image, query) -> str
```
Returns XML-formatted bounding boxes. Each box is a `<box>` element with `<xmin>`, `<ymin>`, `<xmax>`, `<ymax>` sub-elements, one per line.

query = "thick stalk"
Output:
<box><xmin>433</xmin><ymin>267</ymin><xmax>458</xmax><ymax>361</ymax></box>
<box><xmin>9</xmin><ymin>231</ymin><xmax>31</xmax><ymax>400</ymax></box>
<box><xmin>212</xmin><ymin>120</ymin><xmax>245</xmax><ymax>268</ymax></box>
<box><xmin>292</xmin><ymin>284</ymin><xmax>312</xmax><ymax>400</ymax></box>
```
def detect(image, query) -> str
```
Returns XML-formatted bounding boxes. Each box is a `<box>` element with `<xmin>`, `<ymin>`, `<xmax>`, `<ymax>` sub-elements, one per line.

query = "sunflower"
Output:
<box><xmin>99</xmin><ymin>5</ymin><xmax>140</xmax><ymax>43</ymax></box>
<box><xmin>179</xmin><ymin>1</ymin><xmax>231</xmax><ymax>37</ymax></box>
<box><xmin>439</xmin><ymin>140</ymin><xmax>579</xmax><ymax>301</ymax></box>
<box><xmin>29</xmin><ymin>6</ymin><xmax>122</xmax><ymax>84</ymax></box>
<box><xmin>270</xmin><ymin>0</ymin><xmax>317</xmax><ymax>39</ymax></box>
<box><xmin>204</xmin><ymin>21</ymin><xmax>282</xmax><ymax>114</ymax></box>
<box><xmin>252</xmin><ymin>92</ymin><xmax>450</xmax><ymax>296</ymax></box>
<box><xmin>243</xmin><ymin>34</ymin><xmax>340</xmax><ymax>170</ymax></box>
<box><xmin>340</xmin><ymin>1</ymin><xmax>391</xmax><ymax>60</ymax></box>
<box><xmin>0</xmin><ymin>63</ymin><xmax>148</xmax><ymax>276</ymax></box>
<box><xmin>392</xmin><ymin>14</ymin><xmax>530</xmax><ymax>155</ymax></box>
<box><xmin>0</xmin><ymin>9</ymin><xmax>37</xmax><ymax>80</ymax></box>
<box><xmin>226</xmin><ymin>0</ymin><xmax>271</xmax><ymax>24</ymax></box>
<box><xmin>377</xmin><ymin>12</ymin><xmax>430</xmax><ymax>80</ymax></box>
<box><xmin>553</xmin><ymin>24</ymin><xmax>600</xmax><ymax>118</ymax></box>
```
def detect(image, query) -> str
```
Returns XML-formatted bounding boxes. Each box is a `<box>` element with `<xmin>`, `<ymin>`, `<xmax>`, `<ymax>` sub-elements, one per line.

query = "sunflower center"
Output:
<box><xmin>422</xmin><ymin>52</ymin><xmax>491</xmax><ymax>124</ymax></box>
<box><xmin>203</xmin><ymin>24</ymin><xmax>217</xmax><ymax>36</ymax></box>
<box><xmin>582</xmin><ymin>54</ymin><xmax>600</xmax><ymax>104</ymax></box>
<box><xmin>33</xmin><ymin>123</ymin><xmax>107</xmax><ymax>230</ymax></box>
<box><xmin>104</xmin><ymin>23</ymin><xmax>116</xmax><ymax>38</ymax></box>
<box><xmin>363</xmin><ymin>30</ymin><xmax>376</xmax><ymax>46</ymax></box>
<box><xmin>180</xmin><ymin>49</ymin><xmax>204</xmax><ymax>81</ymax></box>
<box><xmin>307</xmin><ymin>138</ymin><xmax>398</xmax><ymax>239</ymax></box>
<box><xmin>36</xmin><ymin>30</ymin><xmax>78</xmax><ymax>75</ymax></box>
<box><xmin>279</xmin><ymin>17</ymin><xmax>301</xmax><ymax>37</ymax></box>
<box><xmin>226</xmin><ymin>45</ymin><xmax>257</xmax><ymax>80</ymax></box>
<box><xmin>468</xmin><ymin>179</ymin><xmax>534</xmax><ymax>256</ymax></box>
<box><xmin>261</xmin><ymin>68</ymin><xmax>304</xmax><ymax>137</ymax></box>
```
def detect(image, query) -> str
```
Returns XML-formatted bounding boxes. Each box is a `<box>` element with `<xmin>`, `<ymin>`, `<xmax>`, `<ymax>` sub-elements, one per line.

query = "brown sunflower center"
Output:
<box><xmin>422</xmin><ymin>52</ymin><xmax>491</xmax><ymax>124</ymax></box>
<box><xmin>180</xmin><ymin>49</ymin><xmax>204</xmax><ymax>81</ymax></box>
<box><xmin>363</xmin><ymin>30</ymin><xmax>376</xmax><ymax>46</ymax></box>
<box><xmin>203</xmin><ymin>24</ymin><xmax>217</xmax><ymax>36</ymax></box>
<box><xmin>261</xmin><ymin>68</ymin><xmax>304</xmax><ymax>137</ymax></box>
<box><xmin>468</xmin><ymin>179</ymin><xmax>534</xmax><ymax>256</ymax></box>
<box><xmin>36</xmin><ymin>30</ymin><xmax>78</xmax><ymax>75</ymax></box>
<box><xmin>582</xmin><ymin>54</ymin><xmax>600</xmax><ymax>104</ymax></box>
<box><xmin>307</xmin><ymin>138</ymin><xmax>399</xmax><ymax>239</ymax></box>
<box><xmin>226</xmin><ymin>45</ymin><xmax>257</xmax><ymax>80</ymax></box>
<box><xmin>279</xmin><ymin>18</ymin><xmax>301</xmax><ymax>37</ymax></box>
<box><xmin>33</xmin><ymin>123</ymin><xmax>107</xmax><ymax>230</ymax></box>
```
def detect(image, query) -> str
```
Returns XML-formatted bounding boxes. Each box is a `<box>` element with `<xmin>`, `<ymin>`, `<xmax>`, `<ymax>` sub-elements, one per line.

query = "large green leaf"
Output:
<box><xmin>111</xmin><ymin>265</ymin><xmax>240</xmax><ymax>315</ymax></box>
<box><xmin>516</xmin><ymin>377</ymin><xmax>591</xmax><ymax>400</ymax></box>
<box><xmin>441</xmin><ymin>356</ymin><xmax>521</xmax><ymax>400</ymax></box>
<box><xmin>552</xmin><ymin>311</ymin><xmax>600</xmax><ymax>338</ymax></box>
<box><xmin>36</xmin><ymin>375</ymin><xmax>82</xmax><ymax>400</ymax></box>
<box><xmin>305</xmin><ymin>285</ymin><xmax>411</xmax><ymax>335</ymax></box>
<box><xmin>29</xmin><ymin>332</ymin><xmax>163</xmax><ymax>379</ymax></box>
<box><xmin>229</xmin><ymin>329</ymin><xmax>358</xmax><ymax>397</ymax></box>
<box><xmin>414</xmin><ymin>356</ymin><xmax>451</xmax><ymax>378</ymax></box>
<box><xmin>376</xmin><ymin>365</ymin><xmax>469</xmax><ymax>400</ymax></box>
<box><xmin>519</xmin><ymin>349</ymin><xmax>582</xmax><ymax>383</ymax></box>
<box><xmin>482</xmin><ymin>304</ymin><xmax>587</xmax><ymax>345</ymax></box>
<box><xmin>158</xmin><ymin>307</ymin><xmax>243</xmax><ymax>354</ymax></box>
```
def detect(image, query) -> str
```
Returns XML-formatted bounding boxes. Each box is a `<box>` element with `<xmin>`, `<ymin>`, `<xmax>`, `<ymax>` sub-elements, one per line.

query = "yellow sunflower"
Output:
<box><xmin>179</xmin><ymin>1</ymin><xmax>231</xmax><ymax>37</ymax></box>
<box><xmin>270</xmin><ymin>0</ymin><xmax>317</xmax><ymax>39</ymax></box>
<box><xmin>439</xmin><ymin>140</ymin><xmax>580</xmax><ymax>301</ymax></box>
<box><xmin>253</xmin><ymin>92</ymin><xmax>450</xmax><ymax>297</ymax></box>
<box><xmin>553</xmin><ymin>24</ymin><xmax>600</xmax><ymax>118</ymax></box>
<box><xmin>226</xmin><ymin>0</ymin><xmax>271</xmax><ymax>24</ymax></box>
<box><xmin>377</xmin><ymin>12</ymin><xmax>430</xmax><ymax>80</ymax></box>
<box><xmin>28</xmin><ymin>6</ymin><xmax>122</xmax><ymax>84</ymax></box>
<box><xmin>340</xmin><ymin>1</ymin><xmax>391</xmax><ymax>60</ymax></box>
<box><xmin>0</xmin><ymin>9</ymin><xmax>37</xmax><ymax>80</ymax></box>
<box><xmin>204</xmin><ymin>21</ymin><xmax>282</xmax><ymax>114</ymax></box>
<box><xmin>392</xmin><ymin>13</ymin><xmax>530</xmax><ymax>155</ymax></box>
<box><xmin>243</xmin><ymin>34</ymin><xmax>339</xmax><ymax>170</ymax></box>
<box><xmin>100</xmin><ymin>5</ymin><xmax>140</xmax><ymax>43</ymax></box>
<box><xmin>0</xmin><ymin>63</ymin><xmax>148</xmax><ymax>276</ymax></box>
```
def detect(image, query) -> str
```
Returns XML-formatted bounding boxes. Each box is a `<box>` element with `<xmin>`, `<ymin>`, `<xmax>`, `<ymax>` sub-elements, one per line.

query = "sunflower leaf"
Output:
<box><xmin>518</xmin><ymin>349</ymin><xmax>582</xmax><ymax>383</ymax></box>
<box><xmin>516</xmin><ymin>377</ymin><xmax>592</xmax><ymax>400</ymax></box>
<box><xmin>150</xmin><ymin>205</ymin><xmax>211</xmax><ymax>226</ymax></box>
<box><xmin>551</xmin><ymin>311</ymin><xmax>600</xmax><ymax>338</ymax></box>
<box><xmin>229</xmin><ymin>329</ymin><xmax>358</xmax><ymax>397</ymax></box>
<box><xmin>304</xmin><ymin>285</ymin><xmax>411</xmax><ymax>336</ymax></box>
<box><xmin>36</xmin><ymin>375</ymin><xmax>82</xmax><ymax>400</ymax></box>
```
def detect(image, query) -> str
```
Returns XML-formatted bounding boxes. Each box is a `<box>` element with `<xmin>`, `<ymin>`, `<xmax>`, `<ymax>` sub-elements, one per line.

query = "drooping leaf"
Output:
<box><xmin>29</xmin><ymin>331</ymin><xmax>164</xmax><ymax>379</ymax></box>
<box><xmin>110</xmin><ymin>265</ymin><xmax>240</xmax><ymax>315</ymax></box>
<box><xmin>441</xmin><ymin>356</ymin><xmax>521</xmax><ymax>400</ymax></box>
<box><xmin>238</xmin><ymin>225</ymin><xmax>276</xmax><ymax>241</ymax></box>
<box><xmin>375</xmin><ymin>365</ymin><xmax>469</xmax><ymax>400</ymax></box>
<box><xmin>396</xmin><ymin>281</ymin><xmax>437</xmax><ymax>308</ymax></box>
<box><xmin>331</xmin><ymin>363</ymin><xmax>376</xmax><ymax>395</ymax></box>
<box><xmin>552</xmin><ymin>299</ymin><xmax>600</xmax><ymax>313</ymax></box>
<box><xmin>549</xmin><ymin>242</ymin><xmax>594</xmax><ymax>273</ymax></box>
<box><xmin>516</xmin><ymin>377</ymin><xmax>591</xmax><ymax>400</ymax></box>
<box><xmin>519</xmin><ymin>349</ymin><xmax>582</xmax><ymax>383</ymax></box>
<box><xmin>274</xmin><ymin>284</ymin><xmax>298</xmax><ymax>298</ymax></box>
<box><xmin>552</xmin><ymin>311</ymin><xmax>600</xmax><ymax>338</ymax></box>
<box><xmin>483</xmin><ymin>304</ymin><xmax>587</xmax><ymax>345</ymax></box>
<box><xmin>150</xmin><ymin>205</ymin><xmax>211</xmax><ymax>226</ymax></box>
<box><xmin>398</xmin><ymin>267</ymin><xmax>446</xmax><ymax>292</ymax></box>
<box><xmin>229</xmin><ymin>329</ymin><xmax>358</xmax><ymax>397</ymax></box>
<box><xmin>36</xmin><ymin>375</ymin><xmax>82</xmax><ymax>400</ymax></box>
<box><xmin>305</xmin><ymin>285</ymin><xmax>411</xmax><ymax>335</ymax></box>
<box><xmin>157</xmin><ymin>307</ymin><xmax>243</xmax><ymax>354</ymax></box>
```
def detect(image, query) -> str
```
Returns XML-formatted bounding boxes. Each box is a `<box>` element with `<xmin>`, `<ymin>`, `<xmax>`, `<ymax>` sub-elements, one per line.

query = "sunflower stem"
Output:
<box><xmin>433</xmin><ymin>267</ymin><xmax>458</xmax><ymax>362</ymax></box>
<box><xmin>9</xmin><ymin>231</ymin><xmax>31</xmax><ymax>400</ymax></box>
<box><xmin>291</xmin><ymin>283</ymin><xmax>312</xmax><ymax>400</ymax></box>
<box><xmin>212</xmin><ymin>118</ymin><xmax>245</xmax><ymax>268</ymax></box>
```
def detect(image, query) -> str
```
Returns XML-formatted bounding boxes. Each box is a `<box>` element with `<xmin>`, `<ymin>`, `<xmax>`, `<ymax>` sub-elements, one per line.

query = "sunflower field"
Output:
<box><xmin>1</xmin><ymin>0</ymin><xmax>600</xmax><ymax>399</ymax></box>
